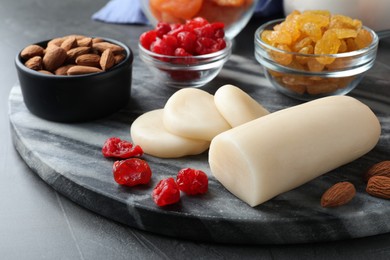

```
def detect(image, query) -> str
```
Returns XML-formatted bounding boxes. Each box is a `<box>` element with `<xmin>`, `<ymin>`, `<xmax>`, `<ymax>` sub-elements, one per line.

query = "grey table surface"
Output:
<box><xmin>1</xmin><ymin>0</ymin><xmax>390</xmax><ymax>259</ymax></box>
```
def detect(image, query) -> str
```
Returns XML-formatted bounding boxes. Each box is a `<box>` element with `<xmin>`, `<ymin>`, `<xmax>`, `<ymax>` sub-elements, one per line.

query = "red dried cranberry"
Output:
<box><xmin>140</xmin><ymin>30</ymin><xmax>157</xmax><ymax>50</ymax></box>
<box><xmin>152</xmin><ymin>177</ymin><xmax>181</xmax><ymax>206</ymax></box>
<box><xmin>176</xmin><ymin>168</ymin><xmax>208</xmax><ymax>195</ymax></box>
<box><xmin>186</xmin><ymin>17</ymin><xmax>209</xmax><ymax>30</ymax></box>
<box><xmin>151</xmin><ymin>39</ymin><xmax>175</xmax><ymax>56</ymax></box>
<box><xmin>113</xmin><ymin>158</ymin><xmax>152</xmax><ymax>187</ymax></box>
<box><xmin>156</xmin><ymin>22</ymin><xmax>171</xmax><ymax>38</ymax></box>
<box><xmin>177</xmin><ymin>31</ymin><xmax>197</xmax><ymax>53</ymax></box>
<box><xmin>162</xmin><ymin>34</ymin><xmax>178</xmax><ymax>50</ymax></box>
<box><xmin>102</xmin><ymin>137</ymin><xmax>143</xmax><ymax>159</ymax></box>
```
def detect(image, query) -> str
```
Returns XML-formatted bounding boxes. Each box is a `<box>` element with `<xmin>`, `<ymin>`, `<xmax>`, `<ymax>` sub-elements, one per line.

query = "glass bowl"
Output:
<box><xmin>254</xmin><ymin>19</ymin><xmax>379</xmax><ymax>100</ymax></box>
<box><xmin>140</xmin><ymin>0</ymin><xmax>258</xmax><ymax>39</ymax></box>
<box><xmin>138</xmin><ymin>38</ymin><xmax>232</xmax><ymax>88</ymax></box>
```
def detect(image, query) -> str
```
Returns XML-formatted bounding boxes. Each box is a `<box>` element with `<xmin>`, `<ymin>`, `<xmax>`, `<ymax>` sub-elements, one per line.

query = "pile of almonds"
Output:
<box><xmin>20</xmin><ymin>35</ymin><xmax>126</xmax><ymax>75</ymax></box>
<box><xmin>321</xmin><ymin>160</ymin><xmax>390</xmax><ymax>208</ymax></box>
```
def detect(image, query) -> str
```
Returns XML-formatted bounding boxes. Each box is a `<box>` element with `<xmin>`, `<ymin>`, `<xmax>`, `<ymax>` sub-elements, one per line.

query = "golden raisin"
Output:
<box><xmin>314</xmin><ymin>30</ymin><xmax>341</xmax><ymax>64</ymax></box>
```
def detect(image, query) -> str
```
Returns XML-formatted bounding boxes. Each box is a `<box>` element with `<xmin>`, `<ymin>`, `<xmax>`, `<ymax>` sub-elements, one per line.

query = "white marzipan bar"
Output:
<box><xmin>208</xmin><ymin>96</ymin><xmax>381</xmax><ymax>207</ymax></box>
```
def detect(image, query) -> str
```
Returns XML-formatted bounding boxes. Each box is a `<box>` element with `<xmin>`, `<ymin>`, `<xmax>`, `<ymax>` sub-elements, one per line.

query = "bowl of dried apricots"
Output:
<box><xmin>254</xmin><ymin>10</ymin><xmax>379</xmax><ymax>100</ymax></box>
<box><xmin>141</xmin><ymin>0</ymin><xmax>258</xmax><ymax>39</ymax></box>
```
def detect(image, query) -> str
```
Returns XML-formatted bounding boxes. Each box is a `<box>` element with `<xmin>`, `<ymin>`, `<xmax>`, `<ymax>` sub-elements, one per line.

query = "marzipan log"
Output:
<box><xmin>209</xmin><ymin>96</ymin><xmax>381</xmax><ymax>207</ymax></box>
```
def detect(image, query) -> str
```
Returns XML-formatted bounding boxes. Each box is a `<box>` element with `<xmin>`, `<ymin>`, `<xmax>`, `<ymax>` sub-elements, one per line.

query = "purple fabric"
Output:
<box><xmin>92</xmin><ymin>0</ymin><xmax>282</xmax><ymax>25</ymax></box>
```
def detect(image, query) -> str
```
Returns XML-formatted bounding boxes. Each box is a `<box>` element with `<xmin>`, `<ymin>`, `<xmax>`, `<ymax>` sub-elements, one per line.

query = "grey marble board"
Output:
<box><xmin>9</xmin><ymin>53</ymin><xmax>390</xmax><ymax>244</ymax></box>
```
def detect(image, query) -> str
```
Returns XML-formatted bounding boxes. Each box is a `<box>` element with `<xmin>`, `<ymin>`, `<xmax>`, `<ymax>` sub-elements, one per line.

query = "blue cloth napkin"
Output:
<box><xmin>92</xmin><ymin>0</ymin><xmax>282</xmax><ymax>25</ymax></box>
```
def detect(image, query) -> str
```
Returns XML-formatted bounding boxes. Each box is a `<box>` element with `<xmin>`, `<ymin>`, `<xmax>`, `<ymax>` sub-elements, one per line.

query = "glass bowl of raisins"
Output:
<box><xmin>139</xmin><ymin>17</ymin><xmax>232</xmax><ymax>88</ymax></box>
<box><xmin>254</xmin><ymin>11</ymin><xmax>379</xmax><ymax>101</ymax></box>
<box><xmin>140</xmin><ymin>0</ymin><xmax>258</xmax><ymax>39</ymax></box>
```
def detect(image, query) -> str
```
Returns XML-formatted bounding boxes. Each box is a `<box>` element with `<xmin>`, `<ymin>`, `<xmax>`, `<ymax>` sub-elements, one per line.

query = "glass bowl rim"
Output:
<box><xmin>254</xmin><ymin>18</ymin><xmax>379</xmax><ymax>59</ymax></box>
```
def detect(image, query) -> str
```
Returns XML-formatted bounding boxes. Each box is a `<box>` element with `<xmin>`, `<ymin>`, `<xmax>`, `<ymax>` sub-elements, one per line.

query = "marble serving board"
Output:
<box><xmin>9</xmin><ymin>53</ymin><xmax>390</xmax><ymax>244</ymax></box>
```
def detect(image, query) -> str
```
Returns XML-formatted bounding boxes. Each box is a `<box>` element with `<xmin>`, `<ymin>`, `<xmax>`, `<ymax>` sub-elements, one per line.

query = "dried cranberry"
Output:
<box><xmin>151</xmin><ymin>39</ymin><xmax>174</xmax><ymax>56</ymax></box>
<box><xmin>186</xmin><ymin>17</ymin><xmax>208</xmax><ymax>30</ymax></box>
<box><xmin>113</xmin><ymin>158</ymin><xmax>152</xmax><ymax>187</ymax></box>
<box><xmin>177</xmin><ymin>31</ymin><xmax>197</xmax><ymax>53</ymax></box>
<box><xmin>176</xmin><ymin>168</ymin><xmax>208</xmax><ymax>195</ymax></box>
<box><xmin>102</xmin><ymin>137</ymin><xmax>143</xmax><ymax>159</ymax></box>
<box><xmin>152</xmin><ymin>177</ymin><xmax>181</xmax><ymax>206</ymax></box>
<box><xmin>156</xmin><ymin>22</ymin><xmax>171</xmax><ymax>38</ymax></box>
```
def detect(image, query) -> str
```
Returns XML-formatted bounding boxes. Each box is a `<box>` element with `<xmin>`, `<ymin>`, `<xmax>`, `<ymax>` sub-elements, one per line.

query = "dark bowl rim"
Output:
<box><xmin>254</xmin><ymin>18</ymin><xmax>379</xmax><ymax>58</ymax></box>
<box><xmin>15</xmin><ymin>36</ymin><xmax>133</xmax><ymax>78</ymax></box>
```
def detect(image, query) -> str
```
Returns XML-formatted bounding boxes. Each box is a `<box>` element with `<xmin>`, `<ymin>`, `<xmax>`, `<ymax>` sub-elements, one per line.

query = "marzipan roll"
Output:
<box><xmin>209</xmin><ymin>96</ymin><xmax>381</xmax><ymax>207</ymax></box>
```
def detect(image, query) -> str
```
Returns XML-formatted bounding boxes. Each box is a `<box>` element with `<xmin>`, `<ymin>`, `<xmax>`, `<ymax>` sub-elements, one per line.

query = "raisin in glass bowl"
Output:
<box><xmin>140</xmin><ymin>0</ymin><xmax>258</xmax><ymax>39</ymax></box>
<box><xmin>139</xmin><ymin>38</ymin><xmax>232</xmax><ymax>88</ymax></box>
<box><xmin>254</xmin><ymin>18</ymin><xmax>379</xmax><ymax>101</ymax></box>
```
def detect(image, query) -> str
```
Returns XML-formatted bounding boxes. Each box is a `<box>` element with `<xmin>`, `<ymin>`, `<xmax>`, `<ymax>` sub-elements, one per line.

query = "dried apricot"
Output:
<box><xmin>150</xmin><ymin>0</ymin><xmax>203</xmax><ymax>20</ymax></box>
<box><xmin>211</xmin><ymin>0</ymin><xmax>245</xmax><ymax>7</ymax></box>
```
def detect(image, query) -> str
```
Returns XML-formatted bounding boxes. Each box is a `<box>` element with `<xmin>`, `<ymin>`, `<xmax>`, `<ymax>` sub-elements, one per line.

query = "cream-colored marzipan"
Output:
<box><xmin>163</xmin><ymin>88</ymin><xmax>231</xmax><ymax>141</ymax></box>
<box><xmin>131</xmin><ymin>109</ymin><xmax>210</xmax><ymax>158</ymax></box>
<box><xmin>214</xmin><ymin>84</ymin><xmax>269</xmax><ymax>127</ymax></box>
<box><xmin>209</xmin><ymin>96</ymin><xmax>381</xmax><ymax>207</ymax></box>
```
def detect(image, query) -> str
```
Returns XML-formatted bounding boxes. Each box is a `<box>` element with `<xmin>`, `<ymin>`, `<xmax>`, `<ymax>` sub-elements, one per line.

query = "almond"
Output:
<box><xmin>67</xmin><ymin>65</ymin><xmax>102</xmax><ymax>75</ymax></box>
<box><xmin>366</xmin><ymin>176</ymin><xmax>390</xmax><ymax>199</ymax></box>
<box><xmin>114</xmin><ymin>53</ymin><xmax>126</xmax><ymax>64</ymax></box>
<box><xmin>54</xmin><ymin>64</ymin><xmax>75</xmax><ymax>75</ymax></box>
<box><xmin>321</xmin><ymin>182</ymin><xmax>356</xmax><ymax>207</ymax></box>
<box><xmin>21</xmin><ymin>45</ymin><xmax>45</xmax><ymax>60</ymax></box>
<box><xmin>38</xmin><ymin>70</ymin><xmax>53</xmax><ymax>75</ymax></box>
<box><xmin>47</xmin><ymin>37</ymin><xmax>65</xmax><ymax>47</ymax></box>
<box><xmin>66</xmin><ymin>46</ymin><xmax>90</xmax><ymax>62</ymax></box>
<box><xmin>93</xmin><ymin>41</ymin><xmax>125</xmax><ymax>54</ymax></box>
<box><xmin>43</xmin><ymin>46</ymin><xmax>67</xmax><ymax>72</ymax></box>
<box><xmin>60</xmin><ymin>36</ymin><xmax>78</xmax><ymax>51</ymax></box>
<box><xmin>363</xmin><ymin>161</ymin><xmax>390</xmax><ymax>182</ymax></box>
<box><xmin>100</xmin><ymin>49</ymin><xmax>115</xmax><ymax>70</ymax></box>
<box><xmin>75</xmin><ymin>54</ymin><xmax>100</xmax><ymax>67</ymax></box>
<box><xmin>25</xmin><ymin>56</ymin><xmax>42</xmax><ymax>70</ymax></box>
<box><xmin>92</xmin><ymin>37</ymin><xmax>104</xmax><ymax>43</ymax></box>
<box><xmin>77</xmin><ymin>37</ymin><xmax>93</xmax><ymax>47</ymax></box>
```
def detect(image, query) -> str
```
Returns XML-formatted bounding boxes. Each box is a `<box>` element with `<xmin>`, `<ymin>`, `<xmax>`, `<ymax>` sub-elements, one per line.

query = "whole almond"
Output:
<box><xmin>67</xmin><ymin>65</ymin><xmax>102</xmax><ymax>75</ymax></box>
<box><xmin>75</xmin><ymin>54</ymin><xmax>100</xmax><ymax>67</ymax></box>
<box><xmin>66</xmin><ymin>46</ymin><xmax>90</xmax><ymax>62</ymax></box>
<box><xmin>25</xmin><ymin>56</ymin><xmax>42</xmax><ymax>70</ymax></box>
<box><xmin>60</xmin><ymin>36</ymin><xmax>77</xmax><ymax>52</ymax></box>
<box><xmin>366</xmin><ymin>176</ymin><xmax>390</xmax><ymax>199</ymax></box>
<box><xmin>100</xmin><ymin>49</ymin><xmax>115</xmax><ymax>70</ymax></box>
<box><xmin>65</xmin><ymin>34</ymin><xmax>86</xmax><ymax>40</ymax></box>
<box><xmin>92</xmin><ymin>37</ymin><xmax>104</xmax><ymax>43</ymax></box>
<box><xmin>93</xmin><ymin>42</ymin><xmax>124</xmax><ymax>54</ymax></box>
<box><xmin>38</xmin><ymin>70</ymin><xmax>53</xmax><ymax>75</ymax></box>
<box><xmin>55</xmin><ymin>64</ymin><xmax>75</xmax><ymax>75</ymax></box>
<box><xmin>47</xmin><ymin>37</ymin><xmax>65</xmax><ymax>47</ymax></box>
<box><xmin>114</xmin><ymin>53</ymin><xmax>126</xmax><ymax>64</ymax></box>
<box><xmin>363</xmin><ymin>161</ymin><xmax>390</xmax><ymax>182</ymax></box>
<box><xmin>21</xmin><ymin>45</ymin><xmax>45</xmax><ymax>60</ymax></box>
<box><xmin>321</xmin><ymin>182</ymin><xmax>356</xmax><ymax>208</ymax></box>
<box><xmin>77</xmin><ymin>37</ymin><xmax>93</xmax><ymax>47</ymax></box>
<box><xmin>43</xmin><ymin>46</ymin><xmax>67</xmax><ymax>72</ymax></box>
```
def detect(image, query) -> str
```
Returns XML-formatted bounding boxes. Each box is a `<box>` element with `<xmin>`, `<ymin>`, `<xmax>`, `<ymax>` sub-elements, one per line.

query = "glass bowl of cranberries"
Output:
<box><xmin>141</xmin><ymin>0</ymin><xmax>258</xmax><ymax>39</ymax></box>
<box><xmin>139</xmin><ymin>17</ymin><xmax>232</xmax><ymax>88</ymax></box>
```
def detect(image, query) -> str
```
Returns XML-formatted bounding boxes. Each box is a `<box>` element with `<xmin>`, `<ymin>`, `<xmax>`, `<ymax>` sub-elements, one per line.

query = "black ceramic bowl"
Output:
<box><xmin>15</xmin><ymin>37</ymin><xmax>133</xmax><ymax>122</ymax></box>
